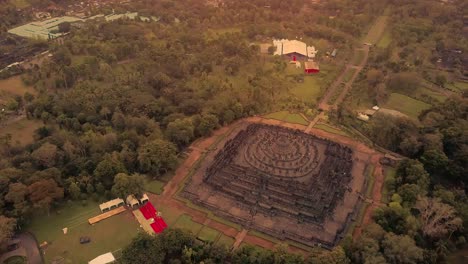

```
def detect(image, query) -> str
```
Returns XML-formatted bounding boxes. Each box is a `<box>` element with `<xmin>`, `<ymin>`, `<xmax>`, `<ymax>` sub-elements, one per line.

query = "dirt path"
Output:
<box><xmin>352</xmin><ymin>155</ymin><xmax>385</xmax><ymax>238</ymax></box>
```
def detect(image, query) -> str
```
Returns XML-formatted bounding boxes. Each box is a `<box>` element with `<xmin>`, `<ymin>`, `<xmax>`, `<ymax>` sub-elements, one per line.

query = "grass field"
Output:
<box><xmin>384</xmin><ymin>93</ymin><xmax>431</xmax><ymax>119</ymax></box>
<box><xmin>364</xmin><ymin>16</ymin><xmax>388</xmax><ymax>44</ymax></box>
<box><xmin>365</xmin><ymin>165</ymin><xmax>376</xmax><ymax>198</ymax></box>
<box><xmin>0</xmin><ymin>118</ymin><xmax>43</xmax><ymax>145</ymax></box>
<box><xmin>26</xmin><ymin>201</ymin><xmax>139</xmax><ymax>264</ymax></box>
<box><xmin>313</xmin><ymin>123</ymin><xmax>349</xmax><ymax>137</ymax></box>
<box><xmin>447</xmin><ymin>81</ymin><xmax>468</xmax><ymax>92</ymax></box>
<box><xmin>3</xmin><ymin>256</ymin><xmax>26</xmax><ymax>264</ymax></box>
<box><xmin>9</xmin><ymin>0</ymin><xmax>30</xmax><ymax>8</ymax></box>
<box><xmin>216</xmin><ymin>234</ymin><xmax>235</xmax><ymax>248</ymax></box>
<box><xmin>198</xmin><ymin>226</ymin><xmax>220</xmax><ymax>242</ymax></box>
<box><xmin>377</xmin><ymin>30</ymin><xmax>392</xmax><ymax>48</ymax></box>
<box><xmin>173</xmin><ymin>214</ymin><xmax>203</xmax><ymax>235</ymax></box>
<box><xmin>343</xmin><ymin>68</ymin><xmax>357</xmax><ymax>83</ymax></box>
<box><xmin>414</xmin><ymin>87</ymin><xmax>447</xmax><ymax>102</ymax></box>
<box><xmin>0</xmin><ymin>75</ymin><xmax>36</xmax><ymax>97</ymax></box>
<box><xmin>264</xmin><ymin>111</ymin><xmax>309</xmax><ymax>126</ymax></box>
<box><xmin>382</xmin><ymin>167</ymin><xmax>396</xmax><ymax>204</ymax></box>
<box><xmin>351</xmin><ymin>50</ymin><xmax>366</xmax><ymax>66</ymax></box>
<box><xmin>143</xmin><ymin>178</ymin><xmax>165</xmax><ymax>194</ymax></box>
<box><xmin>290</xmin><ymin>76</ymin><xmax>323</xmax><ymax>103</ymax></box>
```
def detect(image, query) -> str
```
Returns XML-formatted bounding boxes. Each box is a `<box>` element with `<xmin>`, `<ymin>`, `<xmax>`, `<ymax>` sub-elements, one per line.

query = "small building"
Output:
<box><xmin>139</xmin><ymin>193</ymin><xmax>149</xmax><ymax>205</ymax></box>
<box><xmin>99</xmin><ymin>198</ymin><xmax>124</xmax><ymax>213</ymax></box>
<box><xmin>304</xmin><ymin>61</ymin><xmax>320</xmax><ymax>74</ymax></box>
<box><xmin>273</xmin><ymin>39</ymin><xmax>318</xmax><ymax>61</ymax></box>
<box><xmin>88</xmin><ymin>252</ymin><xmax>116</xmax><ymax>264</ymax></box>
<box><xmin>126</xmin><ymin>195</ymin><xmax>140</xmax><ymax>208</ymax></box>
<box><xmin>8</xmin><ymin>16</ymin><xmax>83</xmax><ymax>39</ymax></box>
<box><xmin>331</xmin><ymin>49</ymin><xmax>337</xmax><ymax>57</ymax></box>
<box><xmin>372</xmin><ymin>105</ymin><xmax>380</xmax><ymax>111</ymax></box>
<box><xmin>363</xmin><ymin>109</ymin><xmax>377</xmax><ymax>116</ymax></box>
<box><xmin>357</xmin><ymin>113</ymin><xmax>370</xmax><ymax>121</ymax></box>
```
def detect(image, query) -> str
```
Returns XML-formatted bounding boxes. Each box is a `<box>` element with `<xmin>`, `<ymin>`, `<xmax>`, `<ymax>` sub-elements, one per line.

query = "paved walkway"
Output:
<box><xmin>0</xmin><ymin>233</ymin><xmax>43</xmax><ymax>264</ymax></box>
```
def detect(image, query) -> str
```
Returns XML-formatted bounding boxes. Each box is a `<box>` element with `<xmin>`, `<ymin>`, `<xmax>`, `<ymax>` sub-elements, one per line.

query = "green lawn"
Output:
<box><xmin>343</xmin><ymin>68</ymin><xmax>357</xmax><ymax>83</ymax></box>
<box><xmin>9</xmin><ymin>0</ymin><xmax>30</xmax><ymax>8</ymax></box>
<box><xmin>447</xmin><ymin>81</ymin><xmax>468</xmax><ymax>92</ymax></box>
<box><xmin>290</xmin><ymin>76</ymin><xmax>323</xmax><ymax>103</ymax></box>
<box><xmin>382</xmin><ymin>167</ymin><xmax>397</xmax><ymax>204</ymax></box>
<box><xmin>363</xmin><ymin>16</ymin><xmax>388</xmax><ymax>44</ymax></box>
<box><xmin>173</xmin><ymin>214</ymin><xmax>203</xmax><ymax>235</ymax></box>
<box><xmin>313</xmin><ymin>123</ymin><xmax>349</xmax><ymax>137</ymax></box>
<box><xmin>197</xmin><ymin>226</ymin><xmax>220</xmax><ymax>242</ymax></box>
<box><xmin>264</xmin><ymin>111</ymin><xmax>309</xmax><ymax>126</ymax></box>
<box><xmin>365</xmin><ymin>165</ymin><xmax>376</xmax><ymax>198</ymax></box>
<box><xmin>377</xmin><ymin>30</ymin><xmax>392</xmax><ymax>48</ymax></box>
<box><xmin>143</xmin><ymin>178</ymin><xmax>165</xmax><ymax>194</ymax></box>
<box><xmin>216</xmin><ymin>234</ymin><xmax>235</xmax><ymax>248</ymax></box>
<box><xmin>3</xmin><ymin>256</ymin><xmax>26</xmax><ymax>264</ymax></box>
<box><xmin>351</xmin><ymin>50</ymin><xmax>366</xmax><ymax>66</ymax></box>
<box><xmin>413</xmin><ymin>87</ymin><xmax>447</xmax><ymax>102</ymax></box>
<box><xmin>26</xmin><ymin>201</ymin><xmax>139</xmax><ymax>264</ymax></box>
<box><xmin>384</xmin><ymin>93</ymin><xmax>431</xmax><ymax>119</ymax></box>
<box><xmin>0</xmin><ymin>119</ymin><xmax>43</xmax><ymax>146</ymax></box>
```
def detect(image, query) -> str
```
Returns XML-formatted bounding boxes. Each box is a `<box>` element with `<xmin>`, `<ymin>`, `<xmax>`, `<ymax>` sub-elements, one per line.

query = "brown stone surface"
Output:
<box><xmin>182</xmin><ymin>122</ymin><xmax>371</xmax><ymax>248</ymax></box>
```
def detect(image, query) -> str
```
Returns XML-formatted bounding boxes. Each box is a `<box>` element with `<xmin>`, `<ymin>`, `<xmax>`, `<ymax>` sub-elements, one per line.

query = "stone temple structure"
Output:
<box><xmin>182</xmin><ymin>123</ymin><xmax>368</xmax><ymax>248</ymax></box>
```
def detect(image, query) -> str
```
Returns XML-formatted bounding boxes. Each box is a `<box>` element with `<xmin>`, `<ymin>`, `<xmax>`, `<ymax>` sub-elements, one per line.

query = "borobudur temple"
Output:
<box><xmin>182</xmin><ymin>123</ymin><xmax>369</xmax><ymax>248</ymax></box>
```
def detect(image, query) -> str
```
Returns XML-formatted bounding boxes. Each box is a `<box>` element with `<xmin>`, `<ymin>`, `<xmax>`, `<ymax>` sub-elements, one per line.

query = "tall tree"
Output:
<box><xmin>415</xmin><ymin>197</ymin><xmax>462</xmax><ymax>240</ymax></box>
<box><xmin>0</xmin><ymin>216</ymin><xmax>16</xmax><ymax>253</ymax></box>
<box><xmin>137</xmin><ymin>139</ymin><xmax>177</xmax><ymax>176</ymax></box>
<box><xmin>111</xmin><ymin>173</ymin><xmax>145</xmax><ymax>199</ymax></box>
<box><xmin>27</xmin><ymin>179</ymin><xmax>64</xmax><ymax>215</ymax></box>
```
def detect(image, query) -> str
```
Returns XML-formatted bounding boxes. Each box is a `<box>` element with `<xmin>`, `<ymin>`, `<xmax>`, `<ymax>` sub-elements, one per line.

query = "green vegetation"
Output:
<box><xmin>343</xmin><ymin>68</ymin><xmax>357</xmax><ymax>83</ymax></box>
<box><xmin>143</xmin><ymin>178</ymin><xmax>165</xmax><ymax>195</ymax></box>
<box><xmin>0</xmin><ymin>119</ymin><xmax>43</xmax><ymax>145</ymax></box>
<box><xmin>26</xmin><ymin>201</ymin><xmax>139</xmax><ymax>264</ymax></box>
<box><xmin>8</xmin><ymin>0</ymin><xmax>30</xmax><ymax>9</ymax></box>
<box><xmin>216</xmin><ymin>234</ymin><xmax>235</xmax><ymax>248</ymax></box>
<box><xmin>351</xmin><ymin>49</ymin><xmax>366</xmax><ymax>65</ymax></box>
<box><xmin>365</xmin><ymin>165</ymin><xmax>376</xmax><ymax>198</ymax></box>
<box><xmin>377</xmin><ymin>30</ymin><xmax>391</xmax><ymax>48</ymax></box>
<box><xmin>290</xmin><ymin>76</ymin><xmax>323</xmax><ymax>104</ymax></box>
<box><xmin>382</xmin><ymin>167</ymin><xmax>396</xmax><ymax>204</ymax></box>
<box><xmin>173</xmin><ymin>214</ymin><xmax>203</xmax><ymax>235</ymax></box>
<box><xmin>264</xmin><ymin>111</ymin><xmax>309</xmax><ymax>126</ymax></box>
<box><xmin>384</xmin><ymin>93</ymin><xmax>431</xmax><ymax>119</ymax></box>
<box><xmin>313</xmin><ymin>123</ymin><xmax>349</xmax><ymax>137</ymax></box>
<box><xmin>3</xmin><ymin>256</ymin><xmax>26</xmax><ymax>264</ymax></box>
<box><xmin>363</xmin><ymin>15</ymin><xmax>388</xmax><ymax>44</ymax></box>
<box><xmin>197</xmin><ymin>226</ymin><xmax>220</xmax><ymax>242</ymax></box>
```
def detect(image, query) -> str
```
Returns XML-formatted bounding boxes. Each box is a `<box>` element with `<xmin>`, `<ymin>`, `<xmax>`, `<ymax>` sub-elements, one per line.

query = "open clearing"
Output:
<box><xmin>0</xmin><ymin>75</ymin><xmax>36</xmax><ymax>97</ymax></box>
<box><xmin>363</xmin><ymin>16</ymin><xmax>388</xmax><ymax>44</ymax></box>
<box><xmin>264</xmin><ymin>111</ymin><xmax>309</xmax><ymax>125</ymax></box>
<box><xmin>384</xmin><ymin>93</ymin><xmax>431</xmax><ymax>119</ymax></box>
<box><xmin>377</xmin><ymin>30</ymin><xmax>392</xmax><ymax>48</ymax></box>
<box><xmin>26</xmin><ymin>201</ymin><xmax>139</xmax><ymax>264</ymax></box>
<box><xmin>313</xmin><ymin>123</ymin><xmax>349</xmax><ymax>137</ymax></box>
<box><xmin>0</xmin><ymin>118</ymin><xmax>43</xmax><ymax>145</ymax></box>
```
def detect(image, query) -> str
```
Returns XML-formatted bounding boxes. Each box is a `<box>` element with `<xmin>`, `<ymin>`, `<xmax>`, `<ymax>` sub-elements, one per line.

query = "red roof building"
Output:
<box><xmin>304</xmin><ymin>61</ymin><xmax>320</xmax><ymax>74</ymax></box>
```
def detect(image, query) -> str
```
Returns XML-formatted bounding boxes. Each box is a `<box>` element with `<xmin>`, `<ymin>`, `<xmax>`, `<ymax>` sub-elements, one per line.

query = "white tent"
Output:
<box><xmin>139</xmin><ymin>193</ymin><xmax>149</xmax><ymax>204</ymax></box>
<box><xmin>99</xmin><ymin>198</ymin><xmax>124</xmax><ymax>212</ymax></box>
<box><xmin>88</xmin><ymin>253</ymin><xmax>115</xmax><ymax>264</ymax></box>
<box><xmin>126</xmin><ymin>195</ymin><xmax>140</xmax><ymax>208</ymax></box>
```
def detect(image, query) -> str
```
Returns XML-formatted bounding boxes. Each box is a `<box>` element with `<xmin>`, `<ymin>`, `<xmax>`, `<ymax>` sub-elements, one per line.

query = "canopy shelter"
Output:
<box><xmin>88</xmin><ymin>252</ymin><xmax>115</xmax><ymax>264</ymax></box>
<box><xmin>139</xmin><ymin>193</ymin><xmax>149</xmax><ymax>204</ymax></box>
<box><xmin>126</xmin><ymin>195</ymin><xmax>140</xmax><ymax>208</ymax></box>
<box><xmin>99</xmin><ymin>198</ymin><xmax>124</xmax><ymax>213</ymax></box>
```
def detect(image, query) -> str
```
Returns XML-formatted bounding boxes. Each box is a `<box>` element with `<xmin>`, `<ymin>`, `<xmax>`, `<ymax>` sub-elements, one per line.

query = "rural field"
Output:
<box><xmin>26</xmin><ymin>201</ymin><xmax>140</xmax><ymax>263</ymax></box>
<box><xmin>383</xmin><ymin>93</ymin><xmax>431</xmax><ymax>119</ymax></box>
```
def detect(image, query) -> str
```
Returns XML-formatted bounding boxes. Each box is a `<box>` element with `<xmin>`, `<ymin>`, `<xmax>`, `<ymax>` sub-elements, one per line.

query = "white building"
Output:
<box><xmin>272</xmin><ymin>39</ymin><xmax>318</xmax><ymax>59</ymax></box>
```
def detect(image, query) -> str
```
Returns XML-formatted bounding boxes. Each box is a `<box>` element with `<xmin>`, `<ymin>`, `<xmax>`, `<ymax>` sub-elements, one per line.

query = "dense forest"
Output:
<box><xmin>0</xmin><ymin>0</ymin><xmax>467</xmax><ymax>263</ymax></box>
